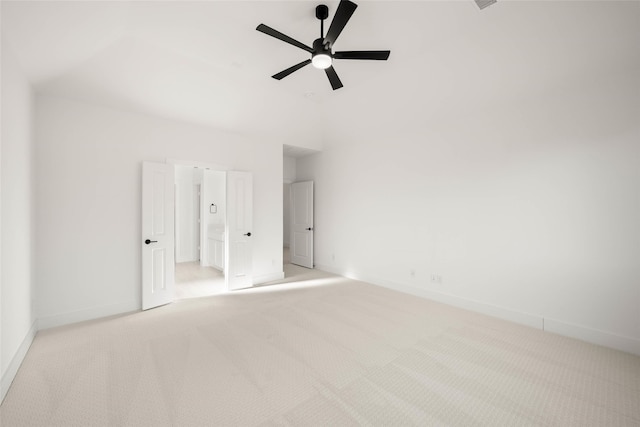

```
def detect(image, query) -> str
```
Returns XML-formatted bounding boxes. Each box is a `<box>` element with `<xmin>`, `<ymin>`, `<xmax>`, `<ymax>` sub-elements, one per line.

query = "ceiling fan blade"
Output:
<box><xmin>324</xmin><ymin>0</ymin><xmax>358</xmax><ymax>47</ymax></box>
<box><xmin>256</xmin><ymin>24</ymin><xmax>314</xmax><ymax>53</ymax></box>
<box><xmin>333</xmin><ymin>50</ymin><xmax>390</xmax><ymax>60</ymax></box>
<box><xmin>325</xmin><ymin>66</ymin><xmax>343</xmax><ymax>90</ymax></box>
<box><xmin>272</xmin><ymin>59</ymin><xmax>312</xmax><ymax>80</ymax></box>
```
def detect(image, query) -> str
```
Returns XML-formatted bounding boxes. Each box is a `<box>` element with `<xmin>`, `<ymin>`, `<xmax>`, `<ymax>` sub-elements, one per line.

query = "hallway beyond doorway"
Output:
<box><xmin>175</xmin><ymin>262</ymin><xmax>225</xmax><ymax>300</ymax></box>
<box><xmin>175</xmin><ymin>248</ymin><xmax>296</xmax><ymax>300</ymax></box>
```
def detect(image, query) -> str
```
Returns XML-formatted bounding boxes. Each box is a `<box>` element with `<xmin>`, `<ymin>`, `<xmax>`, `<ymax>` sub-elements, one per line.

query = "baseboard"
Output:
<box><xmin>316</xmin><ymin>264</ymin><xmax>542</xmax><ymax>330</ymax></box>
<box><xmin>315</xmin><ymin>264</ymin><xmax>640</xmax><ymax>356</ymax></box>
<box><xmin>544</xmin><ymin>318</ymin><xmax>640</xmax><ymax>356</ymax></box>
<box><xmin>176</xmin><ymin>258</ymin><xmax>199</xmax><ymax>264</ymax></box>
<box><xmin>1</xmin><ymin>319</ymin><xmax>38</xmax><ymax>403</ymax></box>
<box><xmin>313</xmin><ymin>264</ymin><xmax>341</xmax><ymax>276</ymax></box>
<box><xmin>253</xmin><ymin>271</ymin><xmax>285</xmax><ymax>285</ymax></box>
<box><xmin>38</xmin><ymin>301</ymin><xmax>140</xmax><ymax>330</ymax></box>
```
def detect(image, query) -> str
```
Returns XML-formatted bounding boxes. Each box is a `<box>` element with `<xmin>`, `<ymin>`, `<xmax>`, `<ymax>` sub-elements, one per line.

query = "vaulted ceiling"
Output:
<box><xmin>2</xmin><ymin>1</ymin><xmax>638</xmax><ymax>149</ymax></box>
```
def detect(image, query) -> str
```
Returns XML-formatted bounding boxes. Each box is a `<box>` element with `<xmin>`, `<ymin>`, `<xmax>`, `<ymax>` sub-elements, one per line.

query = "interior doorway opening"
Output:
<box><xmin>283</xmin><ymin>145</ymin><xmax>318</xmax><ymax>271</ymax></box>
<box><xmin>174</xmin><ymin>165</ymin><xmax>227</xmax><ymax>300</ymax></box>
<box><xmin>142</xmin><ymin>161</ymin><xmax>254</xmax><ymax>309</ymax></box>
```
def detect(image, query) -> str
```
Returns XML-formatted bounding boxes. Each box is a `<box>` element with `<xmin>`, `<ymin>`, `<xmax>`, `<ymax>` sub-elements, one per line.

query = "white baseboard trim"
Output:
<box><xmin>38</xmin><ymin>301</ymin><xmax>140</xmax><ymax>330</ymax></box>
<box><xmin>315</xmin><ymin>264</ymin><xmax>640</xmax><ymax>356</ymax></box>
<box><xmin>176</xmin><ymin>258</ymin><xmax>199</xmax><ymax>264</ymax></box>
<box><xmin>544</xmin><ymin>318</ymin><xmax>640</xmax><ymax>356</ymax></box>
<box><xmin>253</xmin><ymin>271</ymin><xmax>285</xmax><ymax>285</ymax></box>
<box><xmin>316</xmin><ymin>264</ymin><xmax>542</xmax><ymax>329</ymax></box>
<box><xmin>1</xmin><ymin>319</ymin><xmax>38</xmax><ymax>403</ymax></box>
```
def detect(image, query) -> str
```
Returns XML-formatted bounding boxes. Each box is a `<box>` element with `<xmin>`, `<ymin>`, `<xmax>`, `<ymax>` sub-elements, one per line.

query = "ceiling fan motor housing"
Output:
<box><xmin>313</xmin><ymin>38</ymin><xmax>331</xmax><ymax>55</ymax></box>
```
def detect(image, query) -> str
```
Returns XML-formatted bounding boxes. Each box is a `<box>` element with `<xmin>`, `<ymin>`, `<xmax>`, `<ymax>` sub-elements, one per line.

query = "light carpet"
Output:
<box><xmin>1</xmin><ymin>265</ymin><xmax>639</xmax><ymax>426</ymax></box>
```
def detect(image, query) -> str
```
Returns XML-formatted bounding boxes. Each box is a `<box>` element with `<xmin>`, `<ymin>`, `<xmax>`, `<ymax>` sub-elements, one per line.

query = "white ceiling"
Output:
<box><xmin>2</xmin><ymin>1</ymin><xmax>638</xmax><ymax>149</ymax></box>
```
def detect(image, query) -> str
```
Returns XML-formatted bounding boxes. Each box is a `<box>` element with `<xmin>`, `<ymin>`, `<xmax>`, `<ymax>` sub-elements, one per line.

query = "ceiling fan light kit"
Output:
<box><xmin>312</xmin><ymin>53</ymin><xmax>332</xmax><ymax>70</ymax></box>
<box><xmin>311</xmin><ymin>37</ymin><xmax>332</xmax><ymax>69</ymax></box>
<box><xmin>256</xmin><ymin>0</ymin><xmax>390</xmax><ymax>90</ymax></box>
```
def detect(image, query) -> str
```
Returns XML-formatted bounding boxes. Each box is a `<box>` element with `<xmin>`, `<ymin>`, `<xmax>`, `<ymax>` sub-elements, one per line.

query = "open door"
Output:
<box><xmin>291</xmin><ymin>181</ymin><xmax>314</xmax><ymax>268</ymax></box>
<box><xmin>225</xmin><ymin>171</ymin><xmax>253</xmax><ymax>290</ymax></box>
<box><xmin>142</xmin><ymin>162</ymin><xmax>175</xmax><ymax>310</ymax></box>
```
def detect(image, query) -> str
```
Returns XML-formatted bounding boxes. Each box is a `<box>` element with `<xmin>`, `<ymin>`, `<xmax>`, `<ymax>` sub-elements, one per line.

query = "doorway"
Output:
<box><xmin>283</xmin><ymin>147</ymin><xmax>316</xmax><ymax>270</ymax></box>
<box><xmin>142</xmin><ymin>161</ymin><xmax>255</xmax><ymax>309</ymax></box>
<box><xmin>174</xmin><ymin>165</ymin><xmax>226</xmax><ymax>300</ymax></box>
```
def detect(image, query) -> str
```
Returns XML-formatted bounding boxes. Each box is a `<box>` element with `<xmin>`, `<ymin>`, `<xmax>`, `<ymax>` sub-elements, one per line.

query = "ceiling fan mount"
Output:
<box><xmin>315</xmin><ymin>4</ymin><xmax>329</xmax><ymax>21</ymax></box>
<box><xmin>256</xmin><ymin>0</ymin><xmax>390</xmax><ymax>90</ymax></box>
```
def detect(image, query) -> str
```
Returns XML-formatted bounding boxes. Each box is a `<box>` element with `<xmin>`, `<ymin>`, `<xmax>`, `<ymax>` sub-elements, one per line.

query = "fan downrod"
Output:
<box><xmin>316</xmin><ymin>5</ymin><xmax>329</xmax><ymax>38</ymax></box>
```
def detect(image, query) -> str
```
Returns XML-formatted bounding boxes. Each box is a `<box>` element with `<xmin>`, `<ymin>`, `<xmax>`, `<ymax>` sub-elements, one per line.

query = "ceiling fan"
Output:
<box><xmin>256</xmin><ymin>0</ymin><xmax>390</xmax><ymax>90</ymax></box>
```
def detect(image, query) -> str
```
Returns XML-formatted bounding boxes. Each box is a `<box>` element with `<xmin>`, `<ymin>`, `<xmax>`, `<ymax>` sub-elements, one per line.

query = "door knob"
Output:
<box><xmin>306</xmin><ymin>227</ymin><xmax>313</xmax><ymax>231</ymax></box>
<box><xmin>144</xmin><ymin>239</ymin><xmax>158</xmax><ymax>245</ymax></box>
<box><xmin>244</xmin><ymin>232</ymin><xmax>252</xmax><ymax>237</ymax></box>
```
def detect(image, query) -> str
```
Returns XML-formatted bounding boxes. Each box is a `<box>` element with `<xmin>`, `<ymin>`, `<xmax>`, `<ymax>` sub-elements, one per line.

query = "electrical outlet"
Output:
<box><xmin>430</xmin><ymin>274</ymin><xmax>443</xmax><ymax>284</ymax></box>
<box><xmin>410</xmin><ymin>269</ymin><xmax>416</xmax><ymax>278</ymax></box>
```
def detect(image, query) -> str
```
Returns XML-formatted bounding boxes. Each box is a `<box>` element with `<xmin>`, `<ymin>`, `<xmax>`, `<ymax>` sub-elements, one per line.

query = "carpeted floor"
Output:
<box><xmin>1</xmin><ymin>265</ymin><xmax>639</xmax><ymax>426</ymax></box>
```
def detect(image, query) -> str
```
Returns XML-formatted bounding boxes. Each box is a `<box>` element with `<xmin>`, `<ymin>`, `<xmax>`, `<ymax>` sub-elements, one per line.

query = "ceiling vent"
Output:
<box><xmin>475</xmin><ymin>0</ymin><xmax>496</xmax><ymax>10</ymax></box>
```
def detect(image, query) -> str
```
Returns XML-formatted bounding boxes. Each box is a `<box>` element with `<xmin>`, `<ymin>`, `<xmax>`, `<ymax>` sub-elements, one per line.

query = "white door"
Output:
<box><xmin>142</xmin><ymin>162</ymin><xmax>175</xmax><ymax>310</ymax></box>
<box><xmin>291</xmin><ymin>181</ymin><xmax>314</xmax><ymax>268</ymax></box>
<box><xmin>225</xmin><ymin>171</ymin><xmax>253</xmax><ymax>290</ymax></box>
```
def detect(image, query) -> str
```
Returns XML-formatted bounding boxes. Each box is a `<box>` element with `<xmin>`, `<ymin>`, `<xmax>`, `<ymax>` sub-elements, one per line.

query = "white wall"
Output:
<box><xmin>1</xmin><ymin>39</ymin><xmax>37</xmax><ymax>400</ymax></box>
<box><xmin>35</xmin><ymin>95</ymin><xmax>283</xmax><ymax>328</ymax></box>
<box><xmin>298</xmin><ymin>64</ymin><xmax>640</xmax><ymax>354</ymax></box>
